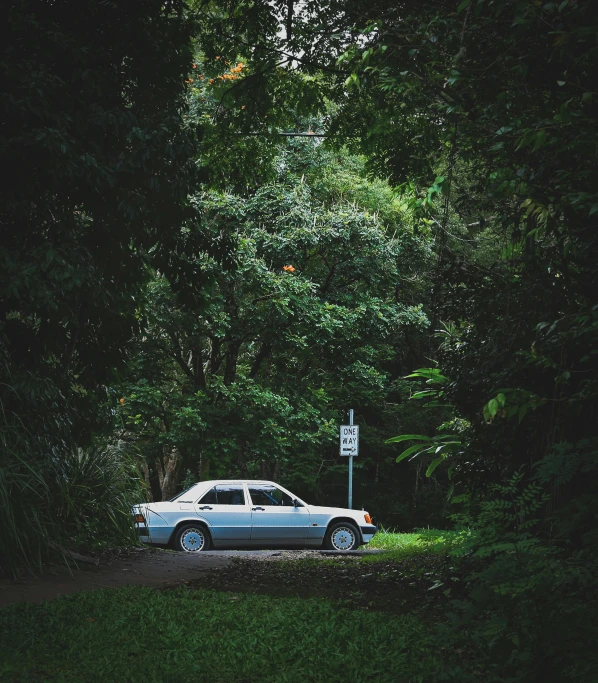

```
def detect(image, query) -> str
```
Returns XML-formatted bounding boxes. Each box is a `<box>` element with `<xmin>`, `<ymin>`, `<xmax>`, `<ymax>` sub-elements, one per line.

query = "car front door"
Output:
<box><xmin>194</xmin><ymin>484</ymin><xmax>252</xmax><ymax>544</ymax></box>
<box><xmin>248</xmin><ymin>485</ymin><xmax>310</xmax><ymax>542</ymax></box>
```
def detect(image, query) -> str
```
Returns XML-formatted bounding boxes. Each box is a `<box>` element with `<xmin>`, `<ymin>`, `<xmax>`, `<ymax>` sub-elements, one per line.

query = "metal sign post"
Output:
<box><xmin>340</xmin><ymin>409</ymin><xmax>359</xmax><ymax>509</ymax></box>
<box><xmin>348</xmin><ymin>409</ymin><xmax>354</xmax><ymax>509</ymax></box>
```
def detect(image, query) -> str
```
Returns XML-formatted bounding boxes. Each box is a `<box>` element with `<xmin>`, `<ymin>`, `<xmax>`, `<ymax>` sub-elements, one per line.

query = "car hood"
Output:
<box><xmin>305</xmin><ymin>504</ymin><xmax>368</xmax><ymax>519</ymax></box>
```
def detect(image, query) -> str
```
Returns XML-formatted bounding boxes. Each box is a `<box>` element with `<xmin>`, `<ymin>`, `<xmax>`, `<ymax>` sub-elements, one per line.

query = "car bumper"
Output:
<box><xmin>360</xmin><ymin>525</ymin><xmax>377</xmax><ymax>543</ymax></box>
<box><xmin>135</xmin><ymin>525</ymin><xmax>172</xmax><ymax>545</ymax></box>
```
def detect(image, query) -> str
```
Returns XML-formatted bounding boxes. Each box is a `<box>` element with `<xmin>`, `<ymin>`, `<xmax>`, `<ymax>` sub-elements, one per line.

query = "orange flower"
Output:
<box><xmin>215</xmin><ymin>55</ymin><xmax>221</xmax><ymax>60</ymax></box>
<box><xmin>283</xmin><ymin>265</ymin><xmax>296</xmax><ymax>273</ymax></box>
<box><xmin>119</xmin><ymin>398</ymin><xmax>125</xmax><ymax>404</ymax></box>
<box><xmin>241</xmin><ymin>105</ymin><xmax>245</xmax><ymax>109</ymax></box>
<box><xmin>192</xmin><ymin>64</ymin><xmax>197</xmax><ymax>69</ymax></box>
<box><xmin>209</xmin><ymin>78</ymin><xmax>214</xmax><ymax>84</ymax></box>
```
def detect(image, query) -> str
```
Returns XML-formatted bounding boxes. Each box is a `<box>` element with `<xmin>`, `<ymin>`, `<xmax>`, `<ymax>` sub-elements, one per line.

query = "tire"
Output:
<box><xmin>174</xmin><ymin>524</ymin><xmax>211</xmax><ymax>552</ymax></box>
<box><xmin>324</xmin><ymin>521</ymin><xmax>361</xmax><ymax>551</ymax></box>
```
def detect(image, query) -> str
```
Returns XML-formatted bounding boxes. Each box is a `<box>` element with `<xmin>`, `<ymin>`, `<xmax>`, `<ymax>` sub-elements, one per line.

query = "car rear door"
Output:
<box><xmin>248</xmin><ymin>485</ymin><xmax>310</xmax><ymax>542</ymax></box>
<box><xmin>194</xmin><ymin>484</ymin><xmax>252</xmax><ymax>543</ymax></box>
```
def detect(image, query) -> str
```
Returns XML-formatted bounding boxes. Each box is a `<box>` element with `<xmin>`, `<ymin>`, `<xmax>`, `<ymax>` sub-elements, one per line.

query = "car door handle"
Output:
<box><xmin>198</xmin><ymin>506</ymin><xmax>213</xmax><ymax>510</ymax></box>
<box><xmin>252</xmin><ymin>506</ymin><xmax>265</xmax><ymax>511</ymax></box>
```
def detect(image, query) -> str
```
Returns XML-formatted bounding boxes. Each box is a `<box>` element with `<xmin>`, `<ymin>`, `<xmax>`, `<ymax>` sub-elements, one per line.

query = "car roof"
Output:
<box><xmin>197</xmin><ymin>480</ymin><xmax>280</xmax><ymax>486</ymax></box>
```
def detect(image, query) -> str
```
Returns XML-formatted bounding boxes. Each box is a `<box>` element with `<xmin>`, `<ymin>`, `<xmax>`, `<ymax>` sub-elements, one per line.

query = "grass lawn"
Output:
<box><xmin>0</xmin><ymin>586</ymin><xmax>447</xmax><ymax>683</ymax></box>
<box><xmin>0</xmin><ymin>531</ymin><xmax>480</xmax><ymax>682</ymax></box>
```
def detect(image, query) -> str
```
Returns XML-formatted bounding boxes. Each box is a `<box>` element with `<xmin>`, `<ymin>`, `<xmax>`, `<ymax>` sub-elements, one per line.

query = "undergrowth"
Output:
<box><xmin>0</xmin><ymin>586</ymin><xmax>446</xmax><ymax>683</ymax></box>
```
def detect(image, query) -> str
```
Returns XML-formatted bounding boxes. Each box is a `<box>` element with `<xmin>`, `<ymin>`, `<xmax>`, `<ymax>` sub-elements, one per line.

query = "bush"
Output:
<box><xmin>0</xmin><ymin>439</ymin><xmax>144</xmax><ymax>576</ymax></box>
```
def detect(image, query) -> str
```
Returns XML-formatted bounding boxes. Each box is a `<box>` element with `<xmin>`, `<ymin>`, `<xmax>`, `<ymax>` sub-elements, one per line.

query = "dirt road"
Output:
<box><xmin>0</xmin><ymin>547</ymin><xmax>379</xmax><ymax>607</ymax></box>
<box><xmin>0</xmin><ymin>548</ymin><xmax>266</xmax><ymax>607</ymax></box>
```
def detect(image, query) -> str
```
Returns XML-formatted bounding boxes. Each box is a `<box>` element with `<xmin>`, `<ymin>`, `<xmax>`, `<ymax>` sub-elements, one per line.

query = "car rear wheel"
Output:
<box><xmin>324</xmin><ymin>521</ymin><xmax>360</xmax><ymax>551</ymax></box>
<box><xmin>174</xmin><ymin>524</ymin><xmax>211</xmax><ymax>552</ymax></box>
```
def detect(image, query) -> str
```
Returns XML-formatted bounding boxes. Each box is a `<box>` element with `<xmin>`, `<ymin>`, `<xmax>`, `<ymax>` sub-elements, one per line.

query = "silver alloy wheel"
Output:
<box><xmin>180</xmin><ymin>527</ymin><xmax>206</xmax><ymax>552</ymax></box>
<box><xmin>330</xmin><ymin>526</ymin><xmax>356</xmax><ymax>550</ymax></box>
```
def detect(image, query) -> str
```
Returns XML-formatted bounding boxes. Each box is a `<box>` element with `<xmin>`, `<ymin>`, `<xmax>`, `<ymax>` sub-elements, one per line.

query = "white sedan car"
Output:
<box><xmin>133</xmin><ymin>480</ymin><xmax>377</xmax><ymax>552</ymax></box>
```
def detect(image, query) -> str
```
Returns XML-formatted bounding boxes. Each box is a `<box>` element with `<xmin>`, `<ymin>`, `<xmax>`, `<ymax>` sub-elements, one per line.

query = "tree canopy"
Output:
<box><xmin>2</xmin><ymin>2</ymin><xmax>598</xmax><ymax>678</ymax></box>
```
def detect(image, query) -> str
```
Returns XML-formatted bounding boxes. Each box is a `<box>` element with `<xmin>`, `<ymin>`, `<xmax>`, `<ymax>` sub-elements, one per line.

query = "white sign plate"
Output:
<box><xmin>340</xmin><ymin>425</ymin><xmax>359</xmax><ymax>456</ymax></box>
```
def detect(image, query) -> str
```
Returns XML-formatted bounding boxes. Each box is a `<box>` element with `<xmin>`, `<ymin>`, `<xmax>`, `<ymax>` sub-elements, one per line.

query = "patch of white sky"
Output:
<box><xmin>273</xmin><ymin>1</ymin><xmax>374</xmax><ymax>66</ymax></box>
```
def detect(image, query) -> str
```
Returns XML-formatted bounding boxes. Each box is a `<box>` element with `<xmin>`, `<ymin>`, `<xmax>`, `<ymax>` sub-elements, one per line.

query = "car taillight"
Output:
<box><xmin>135</xmin><ymin>514</ymin><xmax>145</xmax><ymax>524</ymax></box>
<box><xmin>364</xmin><ymin>513</ymin><xmax>372</xmax><ymax>524</ymax></box>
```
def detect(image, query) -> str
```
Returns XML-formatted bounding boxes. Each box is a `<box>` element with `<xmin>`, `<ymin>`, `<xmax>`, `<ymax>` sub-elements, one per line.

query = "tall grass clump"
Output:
<box><xmin>0</xmin><ymin>438</ymin><xmax>144</xmax><ymax>576</ymax></box>
<box><xmin>0</xmin><ymin>452</ymin><xmax>56</xmax><ymax>575</ymax></box>
<box><xmin>53</xmin><ymin>442</ymin><xmax>144</xmax><ymax>550</ymax></box>
<box><xmin>0</xmin><ymin>373</ymin><xmax>144</xmax><ymax>576</ymax></box>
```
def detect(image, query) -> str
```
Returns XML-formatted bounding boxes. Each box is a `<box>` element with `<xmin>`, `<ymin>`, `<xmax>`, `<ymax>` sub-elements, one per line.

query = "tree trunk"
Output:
<box><xmin>140</xmin><ymin>458</ymin><xmax>154</xmax><ymax>502</ymax></box>
<box><xmin>160</xmin><ymin>446</ymin><xmax>182</xmax><ymax>501</ymax></box>
<box><xmin>199</xmin><ymin>453</ymin><xmax>210</xmax><ymax>480</ymax></box>
<box><xmin>223</xmin><ymin>341</ymin><xmax>241</xmax><ymax>386</ymax></box>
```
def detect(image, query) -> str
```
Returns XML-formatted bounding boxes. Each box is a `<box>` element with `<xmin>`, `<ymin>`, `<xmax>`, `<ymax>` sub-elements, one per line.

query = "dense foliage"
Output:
<box><xmin>117</xmin><ymin>142</ymin><xmax>444</xmax><ymax>522</ymax></box>
<box><xmin>0</xmin><ymin>0</ymin><xmax>200</xmax><ymax>571</ymax></box>
<box><xmin>3</xmin><ymin>0</ymin><xmax>597</xmax><ymax>679</ymax></box>
<box><xmin>319</xmin><ymin>1</ymin><xmax>598</xmax><ymax>678</ymax></box>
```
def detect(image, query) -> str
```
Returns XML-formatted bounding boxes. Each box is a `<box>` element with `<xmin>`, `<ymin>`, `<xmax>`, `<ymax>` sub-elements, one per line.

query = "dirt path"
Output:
<box><xmin>0</xmin><ymin>547</ymin><xmax>381</xmax><ymax>608</ymax></box>
<box><xmin>0</xmin><ymin>548</ymin><xmax>262</xmax><ymax>607</ymax></box>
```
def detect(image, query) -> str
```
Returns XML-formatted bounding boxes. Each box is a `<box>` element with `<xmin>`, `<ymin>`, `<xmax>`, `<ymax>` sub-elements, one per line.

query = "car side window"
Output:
<box><xmin>248</xmin><ymin>486</ymin><xmax>293</xmax><ymax>506</ymax></box>
<box><xmin>198</xmin><ymin>487</ymin><xmax>217</xmax><ymax>504</ymax></box>
<box><xmin>214</xmin><ymin>485</ymin><xmax>245</xmax><ymax>505</ymax></box>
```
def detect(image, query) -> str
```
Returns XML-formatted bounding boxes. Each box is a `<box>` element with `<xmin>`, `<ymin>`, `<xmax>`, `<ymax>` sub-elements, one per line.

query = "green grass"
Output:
<box><xmin>365</xmin><ymin>528</ymin><xmax>471</xmax><ymax>562</ymax></box>
<box><xmin>0</xmin><ymin>587</ymin><xmax>445</xmax><ymax>683</ymax></box>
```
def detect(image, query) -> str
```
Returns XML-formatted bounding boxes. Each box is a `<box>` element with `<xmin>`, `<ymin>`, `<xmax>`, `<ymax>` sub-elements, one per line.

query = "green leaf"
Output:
<box><xmin>405</xmin><ymin>368</ymin><xmax>447</xmax><ymax>383</ymax></box>
<box><xmin>411</xmin><ymin>390</ymin><xmax>437</xmax><ymax>399</ymax></box>
<box><xmin>395</xmin><ymin>443</ymin><xmax>432</xmax><ymax>463</ymax></box>
<box><xmin>433</xmin><ymin>434</ymin><xmax>461</xmax><ymax>442</ymax></box>
<box><xmin>532</xmin><ymin>129</ymin><xmax>547</xmax><ymax>151</ymax></box>
<box><xmin>426</xmin><ymin>457</ymin><xmax>444</xmax><ymax>477</ymax></box>
<box><xmin>488</xmin><ymin>398</ymin><xmax>499</xmax><ymax>417</ymax></box>
<box><xmin>386</xmin><ymin>434</ymin><xmax>431</xmax><ymax>444</ymax></box>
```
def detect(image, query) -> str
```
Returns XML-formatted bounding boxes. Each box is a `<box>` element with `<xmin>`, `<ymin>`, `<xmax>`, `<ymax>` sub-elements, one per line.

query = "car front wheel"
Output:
<box><xmin>324</xmin><ymin>521</ymin><xmax>360</xmax><ymax>551</ymax></box>
<box><xmin>174</xmin><ymin>524</ymin><xmax>211</xmax><ymax>552</ymax></box>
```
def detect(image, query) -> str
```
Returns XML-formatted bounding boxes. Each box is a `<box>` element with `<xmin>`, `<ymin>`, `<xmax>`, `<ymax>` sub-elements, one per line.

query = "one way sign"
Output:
<box><xmin>340</xmin><ymin>425</ymin><xmax>359</xmax><ymax>456</ymax></box>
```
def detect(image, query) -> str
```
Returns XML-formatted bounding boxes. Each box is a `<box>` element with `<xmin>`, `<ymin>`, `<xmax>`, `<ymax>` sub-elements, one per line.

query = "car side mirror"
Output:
<box><xmin>293</xmin><ymin>499</ymin><xmax>302</xmax><ymax>507</ymax></box>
